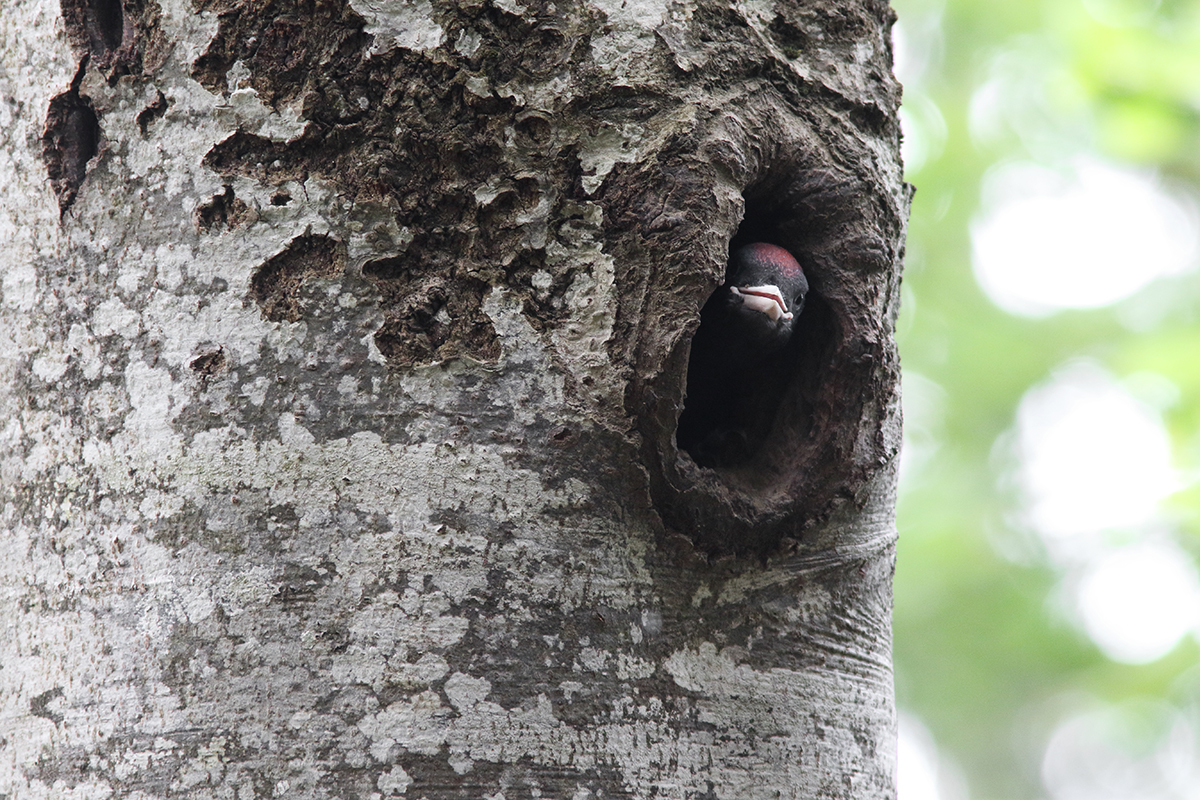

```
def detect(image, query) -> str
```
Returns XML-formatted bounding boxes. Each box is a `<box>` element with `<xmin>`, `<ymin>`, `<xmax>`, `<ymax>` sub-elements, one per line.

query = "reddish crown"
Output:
<box><xmin>739</xmin><ymin>243</ymin><xmax>803</xmax><ymax>277</ymax></box>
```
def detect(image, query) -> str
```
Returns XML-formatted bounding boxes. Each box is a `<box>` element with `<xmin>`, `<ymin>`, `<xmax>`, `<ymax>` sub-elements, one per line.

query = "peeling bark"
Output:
<box><xmin>2</xmin><ymin>0</ymin><xmax>907</xmax><ymax>797</ymax></box>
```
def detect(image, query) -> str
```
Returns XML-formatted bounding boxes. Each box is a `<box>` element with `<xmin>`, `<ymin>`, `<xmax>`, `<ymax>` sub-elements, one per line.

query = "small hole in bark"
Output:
<box><xmin>136</xmin><ymin>90</ymin><xmax>168</xmax><ymax>135</ymax></box>
<box><xmin>88</xmin><ymin>0</ymin><xmax>125</xmax><ymax>54</ymax></box>
<box><xmin>361</xmin><ymin>255</ymin><xmax>409</xmax><ymax>282</ymax></box>
<box><xmin>371</xmin><ymin>282</ymin><xmax>502</xmax><ymax>367</ymax></box>
<box><xmin>768</xmin><ymin>15</ymin><xmax>810</xmax><ymax>60</ymax></box>
<box><xmin>189</xmin><ymin>344</ymin><xmax>227</xmax><ymax>376</ymax></box>
<box><xmin>196</xmin><ymin>185</ymin><xmax>250</xmax><ymax>230</ymax></box>
<box><xmin>42</xmin><ymin>88</ymin><xmax>101</xmax><ymax>214</ymax></box>
<box><xmin>61</xmin><ymin>0</ymin><xmax>125</xmax><ymax>58</ymax></box>
<box><xmin>249</xmin><ymin>234</ymin><xmax>345</xmax><ymax>322</ymax></box>
<box><xmin>514</xmin><ymin>113</ymin><xmax>552</xmax><ymax>145</ymax></box>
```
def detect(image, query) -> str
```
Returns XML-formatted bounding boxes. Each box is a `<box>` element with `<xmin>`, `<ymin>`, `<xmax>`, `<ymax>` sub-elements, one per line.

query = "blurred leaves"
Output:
<box><xmin>892</xmin><ymin>0</ymin><xmax>1200</xmax><ymax>797</ymax></box>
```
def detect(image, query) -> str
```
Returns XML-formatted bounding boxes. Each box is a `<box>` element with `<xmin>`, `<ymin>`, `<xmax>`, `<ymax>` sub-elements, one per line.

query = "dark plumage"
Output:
<box><xmin>677</xmin><ymin>243</ymin><xmax>809</xmax><ymax>467</ymax></box>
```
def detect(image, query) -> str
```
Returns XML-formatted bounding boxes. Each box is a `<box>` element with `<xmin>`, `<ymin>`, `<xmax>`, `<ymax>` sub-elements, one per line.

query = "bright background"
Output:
<box><xmin>890</xmin><ymin>1</ymin><xmax>1200</xmax><ymax>798</ymax></box>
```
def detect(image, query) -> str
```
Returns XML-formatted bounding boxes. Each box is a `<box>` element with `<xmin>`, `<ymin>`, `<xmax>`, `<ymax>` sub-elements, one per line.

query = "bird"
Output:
<box><xmin>676</xmin><ymin>242</ymin><xmax>809</xmax><ymax>468</ymax></box>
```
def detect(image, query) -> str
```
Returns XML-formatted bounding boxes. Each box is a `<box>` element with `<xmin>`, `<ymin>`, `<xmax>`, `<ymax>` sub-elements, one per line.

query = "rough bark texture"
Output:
<box><xmin>1</xmin><ymin>0</ymin><xmax>907</xmax><ymax>798</ymax></box>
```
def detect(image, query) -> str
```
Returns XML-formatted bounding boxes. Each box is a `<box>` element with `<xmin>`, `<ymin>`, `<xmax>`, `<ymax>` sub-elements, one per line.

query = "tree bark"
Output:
<box><xmin>1</xmin><ymin>0</ymin><xmax>907</xmax><ymax>797</ymax></box>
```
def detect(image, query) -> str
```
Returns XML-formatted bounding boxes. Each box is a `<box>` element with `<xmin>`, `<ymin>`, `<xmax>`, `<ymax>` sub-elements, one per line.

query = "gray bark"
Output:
<box><xmin>1</xmin><ymin>0</ymin><xmax>907</xmax><ymax>797</ymax></box>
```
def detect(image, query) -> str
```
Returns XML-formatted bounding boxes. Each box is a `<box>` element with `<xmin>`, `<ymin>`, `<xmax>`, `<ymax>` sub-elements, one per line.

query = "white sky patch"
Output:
<box><xmin>965</xmin><ymin>41</ymin><xmax>1088</xmax><ymax>159</ymax></box>
<box><xmin>892</xmin><ymin>9</ymin><xmax>947</xmax><ymax>176</ymax></box>
<box><xmin>1075</xmin><ymin>543</ymin><xmax>1200</xmax><ymax>664</ymax></box>
<box><xmin>898</xmin><ymin>713</ymin><xmax>968</xmax><ymax>800</ymax></box>
<box><xmin>898</xmin><ymin>715</ymin><xmax>940</xmax><ymax>800</ymax></box>
<box><xmin>899</xmin><ymin>93</ymin><xmax>948</xmax><ymax>176</ymax></box>
<box><xmin>1010</xmin><ymin>362</ymin><xmax>1199</xmax><ymax>662</ymax></box>
<box><xmin>1015</xmin><ymin>361</ymin><xmax>1179</xmax><ymax>543</ymax></box>
<box><xmin>1042</xmin><ymin>700</ymin><xmax>1200</xmax><ymax>800</ymax></box>
<box><xmin>891</xmin><ymin>4</ymin><xmax>945</xmax><ymax>90</ymax></box>
<box><xmin>899</xmin><ymin>370</ymin><xmax>946</xmax><ymax>491</ymax></box>
<box><xmin>971</xmin><ymin>158</ymin><xmax>1198</xmax><ymax>316</ymax></box>
<box><xmin>1082</xmin><ymin>0</ymin><xmax>1165</xmax><ymax>28</ymax></box>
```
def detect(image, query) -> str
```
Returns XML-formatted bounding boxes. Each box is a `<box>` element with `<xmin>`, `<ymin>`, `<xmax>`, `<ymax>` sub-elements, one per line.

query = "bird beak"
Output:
<box><xmin>731</xmin><ymin>285</ymin><xmax>793</xmax><ymax>321</ymax></box>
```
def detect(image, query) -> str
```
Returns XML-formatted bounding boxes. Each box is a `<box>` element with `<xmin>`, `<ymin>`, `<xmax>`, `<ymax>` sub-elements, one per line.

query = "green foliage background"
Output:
<box><xmin>891</xmin><ymin>0</ymin><xmax>1200</xmax><ymax>797</ymax></box>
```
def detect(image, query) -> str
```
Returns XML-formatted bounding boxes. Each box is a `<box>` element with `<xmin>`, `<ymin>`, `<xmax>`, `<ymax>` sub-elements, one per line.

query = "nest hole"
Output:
<box><xmin>676</xmin><ymin>199</ymin><xmax>837</xmax><ymax>483</ymax></box>
<box><xmin>645</xmin><ymin>175</ymin><xmax>870</xmax><ymax>557</ymax></box>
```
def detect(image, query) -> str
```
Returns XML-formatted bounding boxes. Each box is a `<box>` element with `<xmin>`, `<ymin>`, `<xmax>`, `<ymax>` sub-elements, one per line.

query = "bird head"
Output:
<box><xmin>721</xmin><ymin>243</ymin><xmax>808</xmax><ymax>347</ymax></box>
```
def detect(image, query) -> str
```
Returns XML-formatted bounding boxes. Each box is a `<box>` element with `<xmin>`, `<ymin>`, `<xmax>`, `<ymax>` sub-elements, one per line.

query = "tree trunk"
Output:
<box><xmin>1</xmin><ymin>1</ymin><xmax>908</xmax><ymax>797</ymax></box>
